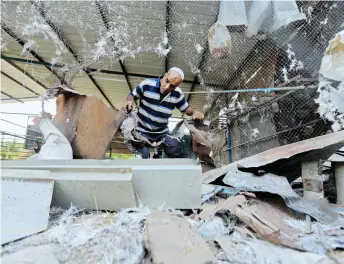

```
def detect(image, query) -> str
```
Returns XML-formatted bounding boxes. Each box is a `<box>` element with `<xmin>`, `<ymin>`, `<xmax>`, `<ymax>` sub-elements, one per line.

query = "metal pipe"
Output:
<box><xmin>1</xmin><ymin>91</ymin><xmax>24</xmax><ymax>103</ymax></box>
<box><xmin>4</xmin><ymin>60</ymin><xmax>48</xmax><ymax>90</ymax></box>
<box><xmin>1</xmin><ymin>71</ymin><xmax>40</xmax><ymax>96</ymax></box>
<box><xmin>165</xmin><ymin>1</ymin><xmax>171</xmax><ymax>73</ymax></box>
<box><xmin>0</xmin><ymin>56</ymin><xmax>200</xmax><ymax>85</ymax></box>
<box><xmin>183</xmin><ymin>85</ymin><xmax>317</xmax><ymax>94</ymax></box>
<box><xmin>227</xmin><ymin>124</ymin><xmax>232</xmax><ymax>163</ymax></box>
<box><xmin>1</xmin><ymin>96</ymin><xmax>40</xmax><ymax>101</ymax></box>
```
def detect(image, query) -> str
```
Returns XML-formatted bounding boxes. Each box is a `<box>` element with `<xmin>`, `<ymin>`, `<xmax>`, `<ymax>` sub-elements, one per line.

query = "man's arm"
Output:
<box><xmin>184</xmin><ymin>106</ymin><xmax>204</xmax><ymax>120</ymax></box>
<box><xmin>175</xmin><ymin>91</ymin><xmax>204</xmax><ymax>120</ymax></box>
<box><xmin>122</xmin><ymin>81</ymin><xmax>144</xmax><ymax>111</ymax></box>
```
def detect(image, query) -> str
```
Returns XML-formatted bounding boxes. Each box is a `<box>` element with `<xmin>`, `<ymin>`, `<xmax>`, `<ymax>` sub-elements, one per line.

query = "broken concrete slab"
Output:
<box><xmin>1</xmin><ymin>170</ymin><xmax>54</xmax><ymax>245</ymax></box>
<box><xmin>301</xmin><ymin>161</ymin><xmax>324</xmax><ymax>199</ymax></box>
<box><xmin>223</xmin><ymin>168</ymin><xmax>339</xmax><ymax>224</ymax></box>
<box><xmin>51</xmin><ymin>168</ymin><xmax>136</xmax><ymax>210</ymax></box>
<box><xmin>2</xmin><ymin>159</ymin><xmax>202</xmax><ymax>209</ymax></box>
<box><xmin>143</xmin><ymin>212</ymin><xmax>215</xmax><ymax>264</ymax></box>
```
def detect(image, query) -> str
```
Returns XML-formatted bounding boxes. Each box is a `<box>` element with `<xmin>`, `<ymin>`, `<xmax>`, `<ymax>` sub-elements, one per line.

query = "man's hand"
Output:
<box><xmin>192</xmin><ymin>111</ymin><xmax>204</xmax><ymax>120</ymax></box>
<box><xmin>122</xmin><ymin>100</ymin><xmax>134</xmax><ymax>113</ymax></box>
<box><xmin>33</xmin><ymin>112</ymin><xmax>52</xmax><ymax>125</ymax></box>
<box><xmin>41</xmin><ymin>112</ymin><xmax>52</xmax><ymax>119</ymax></box>
<box><xmin>33</xmin><ymin>116</ymin><xmax>44</xmax><ymax>125</ymax></box>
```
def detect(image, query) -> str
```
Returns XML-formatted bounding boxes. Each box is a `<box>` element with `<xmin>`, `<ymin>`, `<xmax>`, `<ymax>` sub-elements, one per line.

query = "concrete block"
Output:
<box><xmin>334</xmin><ymin>162</ymin><xmax>344</xmax><ymax>204</ymax></box>
<box><xmin>301</xmin><ymin>161</ymin><xmax>324</xmax><ymax>199</ymax></box>
<box><xmin>51</xmin><ymin>168</ymin><xmax>136</xmax><ymax>210</ymax></box>
<box><xmin>1</xmin><ymin>170</ymin><xmax>54</xmax><ymax>245</ymax></box>
<box><xmin>144</xmin><ymin>212</ymin><xmax>215</xmax><ymax>264</ymax></box>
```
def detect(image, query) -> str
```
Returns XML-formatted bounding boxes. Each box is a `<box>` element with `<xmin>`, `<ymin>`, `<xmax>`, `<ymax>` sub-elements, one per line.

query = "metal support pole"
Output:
<box><xmin>227</xmin><ymin>124</ymin><xmax>232</xmax><ymax>163</ymax></box>
<box><xmin>334</xmin><ymin>162</ymin><xmax>344</xmax><ymax>204</ymax></box>
<box><xmin>110</xmin><ymin>148</ymin><xmax>112</xmax><ymax>159</ymax></box>
<box><xmin>301</xmin><ymin>161</ymin><xmax>324</xmax><ymax>199</ymax></box>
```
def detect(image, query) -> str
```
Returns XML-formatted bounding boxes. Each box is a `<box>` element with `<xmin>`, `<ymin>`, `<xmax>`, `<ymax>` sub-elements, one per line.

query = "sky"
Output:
<box><xmin>0</xmin><ymin>100</ymin><xmax>57</xmax><ymax>142</ymax></box>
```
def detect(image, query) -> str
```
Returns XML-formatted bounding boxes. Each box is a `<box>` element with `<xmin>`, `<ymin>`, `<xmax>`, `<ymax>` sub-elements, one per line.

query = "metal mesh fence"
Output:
<box><xmin>1</xmin><ymin>1</ymin><xmax>343</xmax><ymax>162</ymax></box>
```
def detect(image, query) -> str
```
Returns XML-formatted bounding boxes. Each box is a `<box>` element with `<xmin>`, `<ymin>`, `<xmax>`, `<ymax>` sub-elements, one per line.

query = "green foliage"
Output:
<box><xmin>104</xmin><ymin>153</ymin><xmax>134</xmax><ymax>160</ymax></box>
<box><xmin>1</xmin><ymin>142</ymin><xmax>25</xmax><ymax>160</ymax></box>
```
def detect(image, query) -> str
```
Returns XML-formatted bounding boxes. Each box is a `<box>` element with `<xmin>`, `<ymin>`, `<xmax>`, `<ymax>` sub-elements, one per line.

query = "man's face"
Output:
<box><xmin>160</xmin><ymin>71</ymin><xmax>182</xmax><ymax>94</ymax></box>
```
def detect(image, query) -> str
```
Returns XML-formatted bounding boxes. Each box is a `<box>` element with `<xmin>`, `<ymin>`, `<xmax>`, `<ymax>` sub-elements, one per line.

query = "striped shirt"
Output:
<box><xmin>130</xmin><ymin>77</ymin><xmax>189</xmax><ymax>140</ymax></box>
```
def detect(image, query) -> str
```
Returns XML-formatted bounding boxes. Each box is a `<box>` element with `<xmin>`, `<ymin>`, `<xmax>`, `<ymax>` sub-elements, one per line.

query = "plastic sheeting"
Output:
<box><xmin>319</xmin><ymin>30</ymin><xmax>344</xmax><ymax>82</ymax></box>
<box><xmin>28</xmin><ymin>119</ymin><xmax>72</xmax><ymax>160</ymax></box>
<box><xmin>208</xmin><ymin>22</ymin><xmax>232</xmax><ymax>59</ymax></box>
<box><xmin>315</xmin><ymin>30</ymin><xmax>344</xmax><ymax>132</ymax></box>
<box><xmin>216</xmin><ymin>0</ymin><xmax>306</xmax><ymax>37</ymax></box>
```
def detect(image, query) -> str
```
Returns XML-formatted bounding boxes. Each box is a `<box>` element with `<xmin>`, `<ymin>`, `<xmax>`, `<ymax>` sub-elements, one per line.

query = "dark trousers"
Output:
<box><xmin>127</xmin><ymin>133</ymin><xmax>183</xmax><ymax>158</ymax></box>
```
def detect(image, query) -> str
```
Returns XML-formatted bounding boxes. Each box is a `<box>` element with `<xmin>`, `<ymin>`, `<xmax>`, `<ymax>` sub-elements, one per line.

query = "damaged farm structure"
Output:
<box><xmin>1</xmin><ymin>1</ymin><xmax>344</xmax><ymax>264</ymax></box>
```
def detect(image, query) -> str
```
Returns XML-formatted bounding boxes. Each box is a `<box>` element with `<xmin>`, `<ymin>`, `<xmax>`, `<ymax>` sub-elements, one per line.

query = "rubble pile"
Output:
<box><xmin>1</xmin><ymin>188</ymin><xmax>343</xmax><ymax>264</ymax></box>
<box><xmin>1</xmin><ymin>132</ymin><xmax>344</xmax><ymax>264</ymax></box>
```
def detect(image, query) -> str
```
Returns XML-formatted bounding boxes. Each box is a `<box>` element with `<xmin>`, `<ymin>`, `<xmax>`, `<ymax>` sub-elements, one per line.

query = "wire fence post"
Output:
<box><xmin>227</xmin><ymin>124</ymin><xmax>232</xmax><ymax>163</ymax></box>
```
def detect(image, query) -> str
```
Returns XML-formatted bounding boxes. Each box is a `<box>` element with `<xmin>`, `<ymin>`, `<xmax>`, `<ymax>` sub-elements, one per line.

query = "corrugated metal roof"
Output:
<box><xmin>1</xmin><ymin>59</ymin><xmax>46</xmax><ymax>94</ymax></box>
<box><xmin>0</xmin><ymin>1</ymin><xmax>222</xmax><ymax>116</ymax></box>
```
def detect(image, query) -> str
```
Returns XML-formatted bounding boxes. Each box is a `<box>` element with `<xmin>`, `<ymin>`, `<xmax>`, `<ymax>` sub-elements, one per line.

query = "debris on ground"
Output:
<box><xmin>2</xmin><ymin>193</ymin><xmax>343</xmax><ymax>264</ymax></box>
<box><xmin>223</xmin><ymin>169</ymin><xmax>339</xmax><ymax>224</ymax></box>
<box><xmin>2</xmin><ymin>132</ymin><xmax>344</xmax><ymax>264</ymax></box>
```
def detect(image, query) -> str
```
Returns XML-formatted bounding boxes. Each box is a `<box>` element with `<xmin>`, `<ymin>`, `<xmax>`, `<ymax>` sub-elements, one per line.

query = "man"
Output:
<box><xmin>28</xmin><ymin>112</ymin><xmax>72</xmax><ymax>160</ymax></box>
<box><xmin>122</xmin><ymin>67</ymin><xmax>204</xmax><ymax>158</ymax></box>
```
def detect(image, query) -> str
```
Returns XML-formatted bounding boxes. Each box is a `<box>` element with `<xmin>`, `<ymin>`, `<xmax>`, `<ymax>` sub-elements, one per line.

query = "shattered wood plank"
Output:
<box><xmin>144</xmin><ymin>212</ymin><xmax>215</xmax><ymax>264</ymax></box>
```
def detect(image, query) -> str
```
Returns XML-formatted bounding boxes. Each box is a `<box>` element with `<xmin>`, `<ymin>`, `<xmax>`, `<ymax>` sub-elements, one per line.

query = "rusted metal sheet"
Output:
<box><xmin>237</xmin><ymin>131</ymin><xmax>344</xmax><ymax>181</ymax></box>
<box><xmin>53</xmin><ymin>91</ymin><xmax>124</xmax><ymax>159</ymax></box>
<box><xmin>223</xmin><ymin>168</ymin><xmax>339</xmax><ymax>224</ymax></box>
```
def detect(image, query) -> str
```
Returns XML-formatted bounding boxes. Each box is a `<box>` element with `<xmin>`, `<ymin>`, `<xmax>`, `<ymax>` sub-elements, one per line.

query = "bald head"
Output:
<box><xmin>160</xmin><ymin>68</ymin><xmax>184</xmax><ymax>94</ymax></box>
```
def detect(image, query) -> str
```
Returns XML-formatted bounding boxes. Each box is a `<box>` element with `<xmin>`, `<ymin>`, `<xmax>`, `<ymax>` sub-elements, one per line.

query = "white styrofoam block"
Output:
<box><xmin>51</xmin><ymin>168</ymin><xmax>136</xmax><ymax>210</ymax></box>
<box><xmin>132</xmin><ymin>164</ymin><xmax>202</xmax><ymax>209</ymax></box>
<box><xmin>1</xmin><ymin>170</ymin><xmax>54</xmax><ymax>245</ymax></box>
<box><xmin>1</xmin><ymin>159</ymin><xmax>202</xmax><ymax>209</ymax></box>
